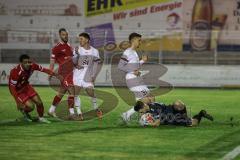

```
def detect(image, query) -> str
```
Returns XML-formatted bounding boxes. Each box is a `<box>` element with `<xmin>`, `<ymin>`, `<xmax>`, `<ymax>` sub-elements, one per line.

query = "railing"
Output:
<box><xmin>1</xmin><ymin>29</ymin><xmax>240</xmax><ymax>65</ymax></box>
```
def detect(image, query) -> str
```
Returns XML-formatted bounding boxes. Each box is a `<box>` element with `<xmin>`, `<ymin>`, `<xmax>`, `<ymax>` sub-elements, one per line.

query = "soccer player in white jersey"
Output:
<box><xmin>73</xmin><ymin>32</ymin><xmax>102</xmax><ymax>120</ymax></box>
<box><xmin>118</xmin><ymin>32</ymin><xmax>155</xmax><ymax>122</ymax></box>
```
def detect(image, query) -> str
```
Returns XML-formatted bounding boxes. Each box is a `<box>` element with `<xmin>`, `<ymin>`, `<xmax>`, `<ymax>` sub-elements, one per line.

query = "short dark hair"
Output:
<box><xmin>134</xmin><ymin>101</ymin><xmax>145</xmax><ymax>112</ymax></box>
<box><xmin>129</xmin><ymin>32</ymin><xmax>142</xmax><ymax>41</ymax></box>
<box><xmin>59</xmin><ymin>28</ymin><xmax>67</xmax><ymax>34</ymax></box>
<box><xmin>79</xmin><ymin>32</ymin><xmax>90</xmax><ymax>40</ymax></box>
<box><xmin>19</xmin><ymin>54</ymin><xmax>30</xmax><ymax>62</ymax></box>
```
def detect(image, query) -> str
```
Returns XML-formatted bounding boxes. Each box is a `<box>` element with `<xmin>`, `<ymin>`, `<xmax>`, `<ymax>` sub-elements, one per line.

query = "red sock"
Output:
<box><xmin>36</xmin><ymin>103</ymin><xmax>44</xmax><ymax>117</ymax></box>
<box><xmin>52</xmin><ymin>95</ymin><xmax>62</xmax><ymax>106</ymax></box>
<box><xmin>68</xmin><ymin>96</ymin><xmax>74</xmax><ymax>109</ymax></box>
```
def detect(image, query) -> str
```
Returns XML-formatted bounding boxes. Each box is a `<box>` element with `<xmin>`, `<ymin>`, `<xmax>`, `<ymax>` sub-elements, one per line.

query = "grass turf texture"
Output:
<box><xmin>0</xmin><ymin>86</ymin><xmax>240</xmax><ymax>160</ymax></box>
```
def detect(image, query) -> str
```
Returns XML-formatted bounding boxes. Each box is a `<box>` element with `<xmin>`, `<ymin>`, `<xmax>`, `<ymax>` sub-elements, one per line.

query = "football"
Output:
<box><xmin>139</xmin><ymin>113</ymin><xmax>154</xmax><ymax>126</ymax></box>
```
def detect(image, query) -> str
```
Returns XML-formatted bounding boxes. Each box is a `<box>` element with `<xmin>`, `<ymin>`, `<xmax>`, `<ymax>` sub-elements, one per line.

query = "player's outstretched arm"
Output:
<box><xmin>31</xmin><ymin>63</ymin><xmax>62</xmax><ymax>81</ymax></box>
<box><xmin>35</xmin><ymin>63</ymin><xmax>63</xmax><ymax>82</ymax></box>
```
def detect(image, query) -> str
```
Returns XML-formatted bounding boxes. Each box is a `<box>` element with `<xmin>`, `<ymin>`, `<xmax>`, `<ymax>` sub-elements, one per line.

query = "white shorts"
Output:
<box><xmin>129</xmin><ymin>85</ymin><xmax>150</xmax><ymax>100</ymax></box>
<box><xmin>73</xmin><ymin>68</ymin><xmax>94</xmax><ymax>88</ymax></box>
<box><xmin>126</xmin><ymin>73</ymin><xmax>150</xmax><ymax>100</ymax></box>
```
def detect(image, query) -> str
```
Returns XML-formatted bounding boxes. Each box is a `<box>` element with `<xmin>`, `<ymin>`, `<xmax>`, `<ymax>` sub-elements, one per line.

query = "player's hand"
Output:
<box><xmin>141</xmin><ymin>55</ymin><xmax>148</xmax><ymax>62</ymax></box>
<box><xmin>134</xmin><ymin>70</ymin><xmax>141</xmax><ymax>76</ymax></box>
<box><xmin>153</xmin><ymin>119</ymin><xmax>161</xmax><ymax>127</ymax></box>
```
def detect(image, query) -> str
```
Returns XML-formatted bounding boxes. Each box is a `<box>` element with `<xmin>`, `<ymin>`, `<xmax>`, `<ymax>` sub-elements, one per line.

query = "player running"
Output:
<box><xmin>72</xmin><ymin>32</ymin><xmax>103</xmax><ymax>120</ymax></box>
<box><xmin>48</xmin><ymin>28</ymin><xmax>80</xmax><ymax>119</ymax></box>
<box><xmin>8</xmin><ymin>54</ymin><xmax>60</xmax><ymax>123</ymax></box>
<box><xmin>118</xmin><ymin>32</ymin><xmax>154</xmax><ymax>122</ymax></box>
<box><xmin>134</xmin><ymin>100</ymin><xmax>214</xmax><ymax>127</ymax></box>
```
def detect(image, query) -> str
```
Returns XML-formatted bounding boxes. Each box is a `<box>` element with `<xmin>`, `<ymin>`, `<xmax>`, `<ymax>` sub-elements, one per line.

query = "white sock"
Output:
<box><xmin>39</xmin><ymin>117</ymin><xmax>44</xmax><ymax>120</ymax></box>
<box><xmin>49</xmin><ymin>105</ymin><xmax>56</xmax><ymax>113</ymax></box>
<box><xmin>69</xmin><ymin>108</ymin><xmax>75</xmax><ymax>115</ymax></box>
<box><xmin>74</xmin><ymin>96</ymin><xmax>82</xmax><ymax>115</ymax></box>
<box><xmin>91</xmin><ymin>97</ymin><xmax>98</xmax><ymax>110</ymax></box>
<box><xmin>74</xmin><ymin>96</ymin><xmax>81</xmax><ymax>107</ymax></box>
<box><xmin>126</xmin><ymin>108</ymin><xmax>135</xmax><ymax>117</ymax></box>
<box><xmin>76</xmin><ymin>106</ymin><xmax>82</xmax><ymax>115</ymax></box>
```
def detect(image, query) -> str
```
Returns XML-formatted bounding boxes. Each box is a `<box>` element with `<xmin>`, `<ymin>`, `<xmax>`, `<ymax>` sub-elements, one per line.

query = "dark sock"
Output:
<box><xmin>36</xmin><ymin>103</ymin><xmax>44</xmax><ymax>117</ymax></box>
<box><xmin>52</xmin><ymin>95</ymin><xmax>62</xmax><ymax>106</ymax></box>
<box><xmin>21</xmin><ymin>107</ymin><xmax>33</xmax><ymax>119</ymax></box>
<box><xmin>68</xmin><ymin>96</ymin><xmax>74</xmax><ymax>109</ymax></box>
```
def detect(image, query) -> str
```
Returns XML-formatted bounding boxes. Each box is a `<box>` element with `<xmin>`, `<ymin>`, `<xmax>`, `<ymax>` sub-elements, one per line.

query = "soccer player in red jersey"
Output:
<box><xmin>48</xmin><ymin>28</ymin><xmax>80</xmax><ymax>119</ymax></box>
<box><xmin>8</xmin><ymin>54</ymin><xmax>59</xmax><ymax>123</ymax></box>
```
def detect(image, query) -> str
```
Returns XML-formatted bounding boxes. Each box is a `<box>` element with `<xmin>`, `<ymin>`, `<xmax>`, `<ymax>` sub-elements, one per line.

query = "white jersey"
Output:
<box><xmin>73</xmin><ymin>46</ymin><xmax>100</xmax><ymax>67</ymax></box>
<box><xmin>73</xmin><ymin>46</ymin><xmax>100</xmax><ymax>88</ymax></box>
<box><xmin>73</xmin><ymin>46</ymin><xmax>100</xmax><ymax>79</ymax></box>
<box><xmin>123</xmin><ymin>48</ymin><xmax>144</xmax><ymax>80</ymax></box>
<box><xmin>119</xmin><ymin>47</ymin><xmax>149</xmax><ymax>100</ymax></box>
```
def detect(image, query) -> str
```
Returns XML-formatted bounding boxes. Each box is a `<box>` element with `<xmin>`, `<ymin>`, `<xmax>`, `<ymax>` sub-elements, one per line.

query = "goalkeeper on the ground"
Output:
<box><xmin>134</xmin><ymin>100</ymin><xmax>214</xmax><ymax>127</ymax></box>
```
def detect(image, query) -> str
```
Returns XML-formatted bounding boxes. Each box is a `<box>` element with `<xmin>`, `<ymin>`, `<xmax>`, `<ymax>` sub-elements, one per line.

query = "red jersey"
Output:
<box><xmin>9</xmin><ymin>63</ymin><xmax>54</xmax><ymax>96</ymax></box>
<box><xmin>51</xmin><ymin>42</ymin><xmax>74</xmax><ymax>75</ymax></box>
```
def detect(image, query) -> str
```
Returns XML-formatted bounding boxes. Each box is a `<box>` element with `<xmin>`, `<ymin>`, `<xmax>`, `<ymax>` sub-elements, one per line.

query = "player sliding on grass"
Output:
<box><xmin>8</xmin><ymin>54</ymin><xmax>61</xmax><ymax>123</ymax></box>
<box><xmin>118</xmin><ymin>32</ymin><xmax>155</xmax><ymax>122</ymax></box>
<box><xmin>72</xmin><ymin>32</ymin><xmax>103</xmax><ymax>120</ymax></box>
<box><xmin>134</xmin><ymin>100</ymin><xmax>214</xmax><ymax>127</ymax></box>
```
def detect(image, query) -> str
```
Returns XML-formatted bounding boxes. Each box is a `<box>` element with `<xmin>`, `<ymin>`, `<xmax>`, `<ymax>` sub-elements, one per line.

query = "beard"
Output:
<box><xmin>61</xmin><ymin>38</ymin><xmax>68</xmax><ymax>43</ymax></box>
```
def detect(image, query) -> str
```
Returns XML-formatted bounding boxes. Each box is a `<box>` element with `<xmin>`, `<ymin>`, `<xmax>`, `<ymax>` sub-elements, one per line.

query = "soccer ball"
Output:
<box><xmin>139</xmin><ymin>113</ymin><xmax>154</xmax><ymax>126</ymax></box>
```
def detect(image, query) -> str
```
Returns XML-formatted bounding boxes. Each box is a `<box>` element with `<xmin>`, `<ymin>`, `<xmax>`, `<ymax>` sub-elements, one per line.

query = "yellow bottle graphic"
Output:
<box><xmin>190</xmin><ymin>0</ymin><xmax>213</xmax><ymax>51</ymax></box>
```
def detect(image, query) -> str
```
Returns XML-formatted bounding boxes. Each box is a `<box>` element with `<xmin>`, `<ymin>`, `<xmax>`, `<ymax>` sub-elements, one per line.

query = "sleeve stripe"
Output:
<box><xmin>93</xmin><ymin>59</ymin><xmax>101</xmax><ymax>62</ymax></box>
<box><xmin>10</xmin><ymin>79</ymin><xmax>17</xmax><ymax>85</ymax></box>
<box><xmin>39</xmin><ymin>65</ymin><xmax>43</xmax><ymax>71</ymax></box>
<box><xmin>120</xmin><ymin>57</ymin><xmax>129</xmax><ymax>62</ymax></box>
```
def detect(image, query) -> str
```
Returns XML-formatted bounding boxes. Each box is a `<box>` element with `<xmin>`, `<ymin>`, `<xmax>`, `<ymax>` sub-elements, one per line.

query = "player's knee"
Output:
<box><xmin>57</xmin><ymin>93</ymin><xmax>64</xmax><ymax>98</ymax></box>
<box><xmin>86</xmin><ymin>88</ymin><xmax>94</xmax><ymax>97</ymax></box>
<box><xmin>35</xmin><ymin>101</ymin><xmax>43</xmax><ymax>106</ymax></box>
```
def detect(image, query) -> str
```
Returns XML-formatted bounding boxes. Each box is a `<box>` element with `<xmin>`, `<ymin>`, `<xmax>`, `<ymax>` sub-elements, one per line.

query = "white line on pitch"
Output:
<box><xmin>221</xmin><ymin>146</ymin><xmax>240</xmax><ymax>160</ymax></box>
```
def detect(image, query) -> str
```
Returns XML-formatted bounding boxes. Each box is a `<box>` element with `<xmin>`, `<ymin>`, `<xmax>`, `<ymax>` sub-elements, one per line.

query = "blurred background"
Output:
<box><xmin>0</xmin><ymin>0</ymin><xmax>240</xmax><ymax>88</ymax></box>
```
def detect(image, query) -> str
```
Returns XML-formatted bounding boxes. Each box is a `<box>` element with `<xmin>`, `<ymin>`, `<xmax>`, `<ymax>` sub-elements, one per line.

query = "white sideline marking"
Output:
<box><xmin>221</xmin><ymin>146</ymin><xmax>240</xmax><ymax>160</ymax></box>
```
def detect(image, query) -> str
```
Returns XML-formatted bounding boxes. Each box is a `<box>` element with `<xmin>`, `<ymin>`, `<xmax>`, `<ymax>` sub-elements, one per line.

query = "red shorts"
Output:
<box><xmin>14</xmin><ymin>85</ymin><xmax>38</xmax><ymax>104</ymax></box>
<box><xmin>60</xmin><ymin>71</ymin><xmax>73</xmax><ymax>88</ymax></box>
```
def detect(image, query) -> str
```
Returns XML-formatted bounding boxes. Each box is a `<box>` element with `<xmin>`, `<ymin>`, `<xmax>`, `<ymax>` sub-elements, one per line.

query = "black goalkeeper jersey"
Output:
<box><xmin>147</xmin><ymin>102</ymin><xmax>192</xmax><ymax>126</ymax></box>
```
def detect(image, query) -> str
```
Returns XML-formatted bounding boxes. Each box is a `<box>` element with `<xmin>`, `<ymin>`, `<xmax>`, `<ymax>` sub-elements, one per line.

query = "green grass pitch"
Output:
<box><xmin>0</xmin><ymin>86</ymin><xmax>240</xmax><ymax>160</ymax></box>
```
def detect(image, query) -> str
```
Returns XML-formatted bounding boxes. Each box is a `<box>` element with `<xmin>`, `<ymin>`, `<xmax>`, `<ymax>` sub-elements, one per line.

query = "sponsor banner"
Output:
<box><xmin>85</xmin><ymin>0</ymin><xmax>173</xmax><ymax>17</ymax></box>
<box><xmin>183</xmin><ymin>0</ymin><xmax>240</xmax><ymax>49</ymax></box>
<box><xmin>1</xmin><ymin>63</ymin><xmax>240</xmax><ymax>87</ymax></box>
<box><xmin>85</xmin><ymin>23</ymin><xmax>115</xmax><ymax>48</ymax></box>
<box><xmin>85</xmin><ymin>0</ymin><xmax>183</xmax><ymax>51</ymax></box>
